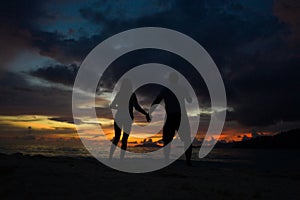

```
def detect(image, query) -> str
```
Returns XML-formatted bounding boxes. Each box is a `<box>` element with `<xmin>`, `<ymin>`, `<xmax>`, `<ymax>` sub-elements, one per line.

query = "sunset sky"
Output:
<box><xmin>1</xmin><ymin>0</ymin><xmax>300</xmax><ymax>147</ymax></box>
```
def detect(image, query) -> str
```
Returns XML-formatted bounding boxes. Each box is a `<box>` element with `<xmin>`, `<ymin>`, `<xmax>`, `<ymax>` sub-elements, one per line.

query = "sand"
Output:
<box><xmin>0</xmin><ymin>150</ymin><xmax>299</xmax><ymax>200</ymax></box>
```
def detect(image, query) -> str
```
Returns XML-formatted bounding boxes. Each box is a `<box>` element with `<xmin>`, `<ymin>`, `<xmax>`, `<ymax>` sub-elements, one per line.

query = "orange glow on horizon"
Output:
<box><xmin>0</xmin><ymin>115</ymin><xmax>274</xmax><ymax>145</ymax></box>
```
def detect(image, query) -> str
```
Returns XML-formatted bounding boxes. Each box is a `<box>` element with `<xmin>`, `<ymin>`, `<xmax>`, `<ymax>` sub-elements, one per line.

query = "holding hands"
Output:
<box><xmin>145</xmin><ymin>113</ymin><xmax>151</xmax><ymax>122</ymax></box>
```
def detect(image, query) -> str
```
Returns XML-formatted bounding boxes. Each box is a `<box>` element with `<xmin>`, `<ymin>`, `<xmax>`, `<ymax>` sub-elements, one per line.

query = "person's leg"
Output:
<box><xmin>163</xmin><ymin>139</ymin><xmax>171</xmax><ymax>163</ymax></box>
<box><xmin>121</xmin><ymin>133</ymin><xmax>129</xmax><ymax>150</ymax></box>
<box><xmin>109</xmin><ymin>122</ymin><xmax>121</xmax><ymax>160</ymax></box>
<box><xmin>163</xmin><ymin>125</ymin><xmax>174</xmax><ymax>163</ymax></box>
<box><xmin>184</xmin><ymin>143</ymin><xmax>192</xmax><ymax>166</ymax></box>
<box><xmin>120</xmin><ymin>133</ymin><xmax>129</xmax><ymax>160</ymax></box>
<box><xmin>120</xmin><ymin>120</ymin><xmax>131</xmax><ymax>160</ymax></box>
<box><xmin>178</xmin><ymin>114</ymin><xmax>192</xmax><ymax>166</ymax></box>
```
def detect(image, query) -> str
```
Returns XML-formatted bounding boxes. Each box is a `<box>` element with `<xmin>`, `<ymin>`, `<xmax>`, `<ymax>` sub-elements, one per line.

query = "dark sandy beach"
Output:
<box><xmin>0</xmin><ymin>148</ymin><xmax>299</xmax><ymax>200</ymax></box>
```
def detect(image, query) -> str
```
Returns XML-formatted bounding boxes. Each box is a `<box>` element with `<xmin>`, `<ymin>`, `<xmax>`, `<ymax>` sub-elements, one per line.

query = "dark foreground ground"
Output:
<box><xmin>0</xmin><ymin>149</ymin><xmax>300</xmax><ymax>200</ymax></box>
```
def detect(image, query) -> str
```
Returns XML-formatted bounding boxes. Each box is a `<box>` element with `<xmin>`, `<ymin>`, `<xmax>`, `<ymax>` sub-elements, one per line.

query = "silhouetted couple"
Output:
<box><xmin>109</xmin><ymin>73</ymin><xmax>192</xmax><ymax>166</ymax></box>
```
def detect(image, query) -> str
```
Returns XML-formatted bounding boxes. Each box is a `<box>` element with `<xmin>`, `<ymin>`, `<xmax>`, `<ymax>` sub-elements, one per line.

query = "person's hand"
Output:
<box><xmin>146</xmin><ymin>113</ymin><xmax>151</xmax><ymax>122</ymax></box>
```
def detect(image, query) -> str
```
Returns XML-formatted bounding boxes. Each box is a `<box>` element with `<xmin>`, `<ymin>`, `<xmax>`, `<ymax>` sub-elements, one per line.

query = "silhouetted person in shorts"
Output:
<box><xmin>151</xmin><ymin>72</ymin><xmax>192</xmax><ymax>166</ymax></box>
<box><xmin>109</xmin><ymin>79</ymin><xmax>150</xmax><ymax>160</ymax></box>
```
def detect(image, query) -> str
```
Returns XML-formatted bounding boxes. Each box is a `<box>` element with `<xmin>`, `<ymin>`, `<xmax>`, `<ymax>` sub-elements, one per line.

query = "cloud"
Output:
<box><xmin>49</xmin><ymin>117</ymin><xmax>82</xmax><ymax>124</ymax></box>
<box><xmin>0</xmin><ymin>0</ymin><xmax>100</xmax><ymax>66</ymax></box>
<box><xmin>1</xmin><ymin>0</ymin><xmax>300</xmax><ymax>130</ymax></box>
<box><xmin>0</xmin><ymin>0</ymin><xmax>54</xmax><ymax>68</ymax></box>
<box><xmin>0</xmin><ymin>70</ymin><xmax>73</xmax><ymax>117</ymax></box>
<box><xmin>274</xmin><ymin>0</ymin><xmax>300</xmax><ymax>46</ymax></box>
<box><xmin>79</xmin><ymin>0</ymin><xmax>173</xmax><ymax>22</ymax></box>
<box><xmin>30</xmin><ymin>30</ymin><xmax>103</xmax><ymax>64</ymax></box>
<box><xmin>29</xmin><ymin>63</ymin><xmax>79</xmax><ymax>86</ymax></box>
<box><xmin>52</xmin><ymin>0</ymin><xmax>300</xmax><ymax>127</ymax></box>
<box><xmin>225</xmin><ymin>46</ymin><xmax>300</xmax><ymax>126</ymax></box>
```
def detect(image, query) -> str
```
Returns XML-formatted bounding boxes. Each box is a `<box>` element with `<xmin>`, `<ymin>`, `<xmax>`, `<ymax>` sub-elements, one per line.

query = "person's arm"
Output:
<box><xmin>148</xmin><ymin>89</ymin><xmax>164</xmax><ymax>118</ymax></box>
<box><xmin>132</xmin><ymin>94</ymin><xmax>151</xmax><ymax>122</ymax></box>
<box><xmin>151</xmin><ymin>90</ymin><xmax>164</xmax><ymax>106</ymax></box>
<box><xmin>110</xmin><ymin>93</ymin><xmax>119</xmax><ymax>109</ymax></box>
<box><xmin>132</xmin><ymin>94</ymin><xmax>147</xmax><ymax>115</ymax></box>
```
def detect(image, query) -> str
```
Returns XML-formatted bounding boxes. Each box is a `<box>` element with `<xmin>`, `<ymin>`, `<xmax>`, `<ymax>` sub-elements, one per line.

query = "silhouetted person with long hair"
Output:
<box><xmin>151</xmin><ymin>72</ymin><xmax>192</xmax><ymax>166</ymax></box>
<box><xmin>109</xmin><ymin>79</ymin><xmax>150</xmax><ymax>160</ymax></box>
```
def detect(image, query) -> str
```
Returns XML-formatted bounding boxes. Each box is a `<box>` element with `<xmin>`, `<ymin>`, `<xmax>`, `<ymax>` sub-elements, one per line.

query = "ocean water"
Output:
<box><xmin>0</xmin><ymin>143</ymin><xmax>222</xmax><ymax>158</ymax></box>
<box><xmin>1</xmin><ymin>144</ymin><xmax>299</xmax><ymax>170</ymax></box>
<box><xmin>0</xmin><ymin>144</ymin><xmax>90</xmax><ymax>157</ymax></box>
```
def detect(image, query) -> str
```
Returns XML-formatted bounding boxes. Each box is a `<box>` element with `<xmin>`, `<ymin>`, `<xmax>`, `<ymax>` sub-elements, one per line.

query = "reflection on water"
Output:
<box><xmin>1</xmin><ymin>144</ymin><xmax>300</xmax><ymax>170</ymax></box>
<box><xmin>0</xmin><ymin>144</ymin><xmax>90</xmax><ymax>157</ymax></box>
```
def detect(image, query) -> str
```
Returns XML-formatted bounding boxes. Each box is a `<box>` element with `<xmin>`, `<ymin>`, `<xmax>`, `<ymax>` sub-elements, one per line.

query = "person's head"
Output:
<box><xmin>168</xmin><ymin>72</ymin><xmax>179</xmax><ymax>84</ymax></box>
<box><xmin>120</xmin><ymin>78</ymin><xmax>133</xmax><ymax>92</ymax></box>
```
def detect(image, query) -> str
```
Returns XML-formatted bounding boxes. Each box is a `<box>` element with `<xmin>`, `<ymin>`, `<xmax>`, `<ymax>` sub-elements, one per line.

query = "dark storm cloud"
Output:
<box><xmin>30</xmin><ymin>30</ymin><xmax>103</xmax><ymax>64</ymax></box>
<box><xmin>226</xmin><ymin>54</ymin><xmax>300</xmax><ymax>126</ymax></box>
<box><xmin>29</xmin><ymin>63</ymin><xmax>79</xmax><ymax>86</ymax></box>
<box><xmin>0</xmin><ymin>0</ymin><xmax>54</xmax><ymax>68</ymax></box>
<box><xmin>0</xmin><ymin>0</ymin><xmax>101</xmax><ymax>64</ymax></box>
<box><xmin>79</xmin><ymin>6</ymin><xmax>108</xmax><ymax>24</ymax></box>
<box><xmin>78</xmin><ymin>0</ymin><xmax>300</xmax><ymax>127</ymax></box>
<box><xmin>274</xmin><ymin>0</ymin><xmax>300</xmax><ymax>46</ymax></box>
<box><xmin>0</xmin><ymin>0</ymin><xmax>53</xmax><ymax>28</ymax></box>
<box><xmin>98</xmin><ymin>49</ymin><xmax>210</xmax><ymax>107</ymax></box>
<box><xmin>1</xmin><ymin>0</ymin><xmax>300</xmax><ymax>128</ymax></box>
<box><xmin>0</xmin><ymin>71</ymin><xmax>73</xmax><ymax>117</ymax></box>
